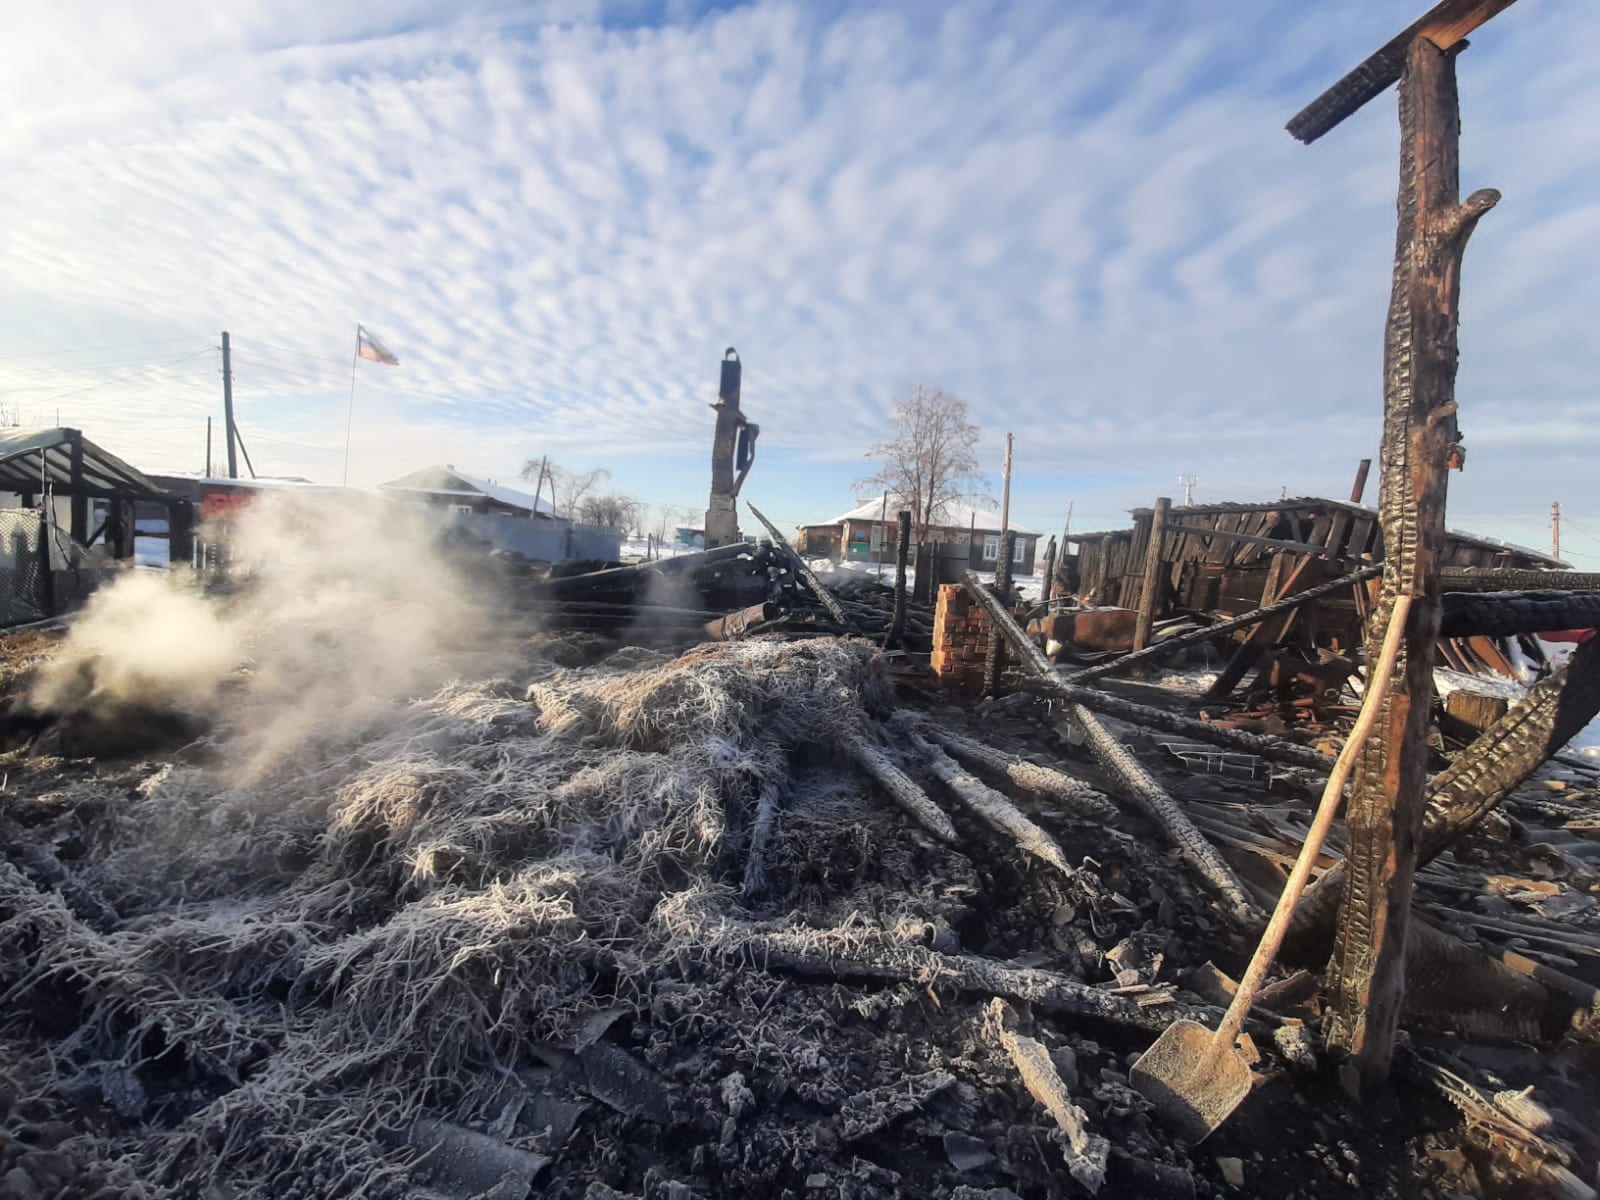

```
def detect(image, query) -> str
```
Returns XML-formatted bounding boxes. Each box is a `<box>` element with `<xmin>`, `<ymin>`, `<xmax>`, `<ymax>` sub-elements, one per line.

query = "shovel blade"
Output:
<box><xmin>1129</xmin><ymin>1019</ymin><xmax>1254</xmax><ymax>1144</ymax></box>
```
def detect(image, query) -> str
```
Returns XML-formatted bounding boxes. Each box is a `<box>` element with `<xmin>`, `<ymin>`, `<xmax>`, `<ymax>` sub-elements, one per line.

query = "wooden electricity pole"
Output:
<box><xmin>1287</xmin><ymin>0</ymin><xmax>1512</xmax><ymax>1092</ymax></box>
<box><xmin>221</xmin><ymin>331</ymin><xmax>238</xmax><ymax>480</ymax></box>
<box><xmin>1552</xmin><ymin>501</ymin><xmax>1561</xmax><ymax>560</ymax></box>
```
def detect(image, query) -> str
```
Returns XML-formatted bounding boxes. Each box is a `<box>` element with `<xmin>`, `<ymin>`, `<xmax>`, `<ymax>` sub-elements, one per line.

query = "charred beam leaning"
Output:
<box><xmin>747</xmin><ymin>502</ymin><xmax>859</xmax><ymax>634</ymax></box>
<box><xmin>1062</xmin><ymin>564</ymin><xmax>1383</xmax><ymax>687</ymax></box>
<box><xmin>963</xmin><ymin>573</ymin><xmax>1334</xmax><ymax>770</ymax></box>
<box><xmin>962</xmin><ymin>570</ymin><xmax>1260</xmax><ymax>925</ymax></box>
<box><xmin>1300</xmin><ymin>18</ymin><xmax>1505</xmax><ymax>1089</ymax></box>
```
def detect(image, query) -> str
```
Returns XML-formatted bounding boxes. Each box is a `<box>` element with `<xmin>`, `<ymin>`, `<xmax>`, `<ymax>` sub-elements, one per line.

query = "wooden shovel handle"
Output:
<box><xmin>1202</xmin><ymin>593</ymin><xmax>1414</xmax><ymax>1066</ymax></box>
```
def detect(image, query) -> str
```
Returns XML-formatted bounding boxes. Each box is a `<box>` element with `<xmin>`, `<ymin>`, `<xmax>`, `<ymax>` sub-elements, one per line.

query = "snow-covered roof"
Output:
<box><xmin>378</xmin><ymin>466</ymin><xmax>553</xmax><ymax>515</ymax></box>
<box><xmin>824</xmin><ymin>496</ymin><xmax>1036</xmax><ymax>536</ymax></box>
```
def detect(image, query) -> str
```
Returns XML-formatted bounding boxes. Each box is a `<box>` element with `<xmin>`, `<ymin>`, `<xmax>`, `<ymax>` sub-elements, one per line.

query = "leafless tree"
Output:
<box><xmin>859</xmin><ymin>386</ymin><xmax>987</xmax><ymax>542</ymax></box>
<box><xmin>577</xmin><ymin>494</ymin><xmax>644</xmax><ymax>530</ymax></box>
<box><xmin>520</xmin><ymin>459</ymin><xmax>611</xmax><ymax>518</ymax></box>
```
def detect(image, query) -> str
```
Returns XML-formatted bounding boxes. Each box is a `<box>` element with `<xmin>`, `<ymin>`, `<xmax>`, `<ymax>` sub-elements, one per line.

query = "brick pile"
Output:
<box><xmin>931</xmin><ymin>584</ymin><xmax>1000</xmax><ymax>693</ymax></box>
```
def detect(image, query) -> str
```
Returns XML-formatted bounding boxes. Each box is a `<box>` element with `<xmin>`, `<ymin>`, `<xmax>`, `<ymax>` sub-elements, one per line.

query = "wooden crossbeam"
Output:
<box><xmin>1163</xmin><ymin>522</ymin><xmax>1335</xmax><ymax>560</ymax></box>
<box><xmin>1286</xmin><ymin>0</ymin><xmax>1519</xmax><ymax>143</ymax></box>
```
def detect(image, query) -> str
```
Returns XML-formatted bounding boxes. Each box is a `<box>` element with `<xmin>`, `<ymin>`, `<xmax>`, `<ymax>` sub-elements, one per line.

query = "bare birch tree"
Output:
<box><xmin>519</xmin><ymin>460</ymin><xmax>610</xmax><ymax>518</ymax></box>
<box><xmin>860</xmin><ymin>386</ymin><xmax>987</xmax><ymax>542</ymax></box>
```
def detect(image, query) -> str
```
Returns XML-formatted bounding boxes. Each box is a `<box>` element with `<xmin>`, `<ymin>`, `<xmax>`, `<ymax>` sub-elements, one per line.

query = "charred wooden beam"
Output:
<box><xmin>888</xmin><ymin>510</ymin><xmax>912</xmax><ymax>649</ymax></box>
<box><xmin>1441</xmin><ymin>568</ymin><xmax>1600</xmax><ymax>592</ymax></box>
<box><xmin>1204</xmin><ymin>556</ymin><xmax>1315</xmax><ymax>701</ymax></box>
<box><xmin>747</xmin><ymin>502</ymin><xmax>858</xmax><ymax>634</ymax></box>
<box><xmin>912</xmin><ymin>719</ymin><xmax>1119</xmax><ymax>821</ymax></box>
<box><xmin>1162</xmin><ymin>523</ymin><xmax>1338</xmax><ymax>560</ymax></box>
<box><xmin>983</xmin><ymin>531</ymin><xmax>1016</xmax><ymax>694</ymax></box>
<box><xmin>1294</xmin><ymin>635</ymin><xmax>1600</xmax><ymax>953</ymax></box>
<box><xmin>704</xmin><ymin>601</ymin><xmax>783</xmax><ymax>641</ymax></box>
<box><xmin>1286</xmin><ymin>0</ymin><xmax>1519</xmax><ymax>144</ymax></box>
<box><xmin>962</xmin><ymin>570</ymin><xmax>1261</xmax><ymax>924</ymax></box>
<box><xmin>1131</xmin><ymin>497</ymin><xmax>1171</xmax><ymax>655</ymax></box>
<box><xmin>1350</xmin><ymin>458</ymin><xmax>1373</xmax><ymax>504</ymax></box>
<box><xmin>1324</xmin><ymin>36</ymin><xmax>1500</xmax><ymax>1089</ymax></box>
<box><xmin>1439</xmin><ymin>591</ymin><xmax>1600</xmax><ymax>638</ymax></box>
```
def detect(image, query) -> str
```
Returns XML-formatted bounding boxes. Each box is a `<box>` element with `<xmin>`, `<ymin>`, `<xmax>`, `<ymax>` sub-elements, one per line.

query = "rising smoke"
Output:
<box><xmin>30</xmin><ymin>490</ymin><xmax>496</xmax><ymax>777</ymax></box>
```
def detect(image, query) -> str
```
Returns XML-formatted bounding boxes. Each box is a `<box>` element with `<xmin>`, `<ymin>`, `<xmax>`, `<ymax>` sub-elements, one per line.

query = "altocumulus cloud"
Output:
<box><xmin>0</xmin><ymin>0</ymin><xmax>1596</xmax><ymax>560</ymax></box>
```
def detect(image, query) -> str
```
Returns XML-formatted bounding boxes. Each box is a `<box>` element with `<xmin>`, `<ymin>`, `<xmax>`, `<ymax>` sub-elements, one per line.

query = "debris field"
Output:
<box><xmin>1</xmin><ymin>576</ymin><xmax>1597</xmax><ymax>1200</ymax></box>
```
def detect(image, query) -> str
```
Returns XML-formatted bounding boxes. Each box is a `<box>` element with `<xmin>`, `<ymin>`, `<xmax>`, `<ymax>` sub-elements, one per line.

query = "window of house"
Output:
<box><xmin>450</xmin><ymin>504</ymin><xmax>473</xmax><ymax>515</ymax></box>
<box><xmin>870</xmin><ymin>524</ymin><xmax>885</xmax><ymax>551</ymax></box>
<box><xmin>1013</xmin><ymin>537</ymin><xmax>1026</xmax><ymax>564</ymax></box>
<box><xmin>982</xmin><ymin>535</ymin><xmax>999</xmax><ymax>562</ymax></box>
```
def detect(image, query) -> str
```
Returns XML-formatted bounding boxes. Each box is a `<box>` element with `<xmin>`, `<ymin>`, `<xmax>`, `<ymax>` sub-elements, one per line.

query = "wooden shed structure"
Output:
<box><xmin>1063</xmin><ymin>496</ymin><xmax>1566</xmax><ymax>664</ymax></box>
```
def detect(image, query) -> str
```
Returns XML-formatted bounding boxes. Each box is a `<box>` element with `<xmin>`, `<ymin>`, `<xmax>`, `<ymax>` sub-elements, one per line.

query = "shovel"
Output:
<box><xmin>1130</xmin><ymin>593</ymin><xmax>1413</xmax><ymax>1143</ymax></box>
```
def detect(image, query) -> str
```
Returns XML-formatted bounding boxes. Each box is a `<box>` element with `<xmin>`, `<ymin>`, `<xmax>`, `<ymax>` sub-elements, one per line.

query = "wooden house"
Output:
<box><xmin>797</xmin><ymin>497</ymin><xmax>1039</xmax><ymax>575</ymax></box>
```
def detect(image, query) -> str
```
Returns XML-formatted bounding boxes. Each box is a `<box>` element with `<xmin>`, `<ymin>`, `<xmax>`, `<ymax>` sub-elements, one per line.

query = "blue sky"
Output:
<box><xmin>2</xmin><ymin>0</ymin><xmax>1597</xmax><ymax>564</ymax></box>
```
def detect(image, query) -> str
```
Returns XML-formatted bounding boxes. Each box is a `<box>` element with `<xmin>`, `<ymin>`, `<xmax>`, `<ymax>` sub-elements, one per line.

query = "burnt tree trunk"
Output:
<box><xmin>1324</xmin><ymin>34</ymin><xmax>1498</xmax><ymax>1089</ymax></box>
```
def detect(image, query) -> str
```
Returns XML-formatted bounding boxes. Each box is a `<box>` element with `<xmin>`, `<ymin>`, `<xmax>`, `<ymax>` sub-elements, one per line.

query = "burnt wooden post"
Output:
<box><xmin>1131</xmin><ymin>497</ymin><xmax>1171</xmax><ymax>655</ymax></box>
<box><xmin>888</xmin><ymin>510</ymin><xmax>911</xmax><ymax>648</ymax></box>
<box><xmin>1350</xmin><ymin>457</ymin><xmax>1373</xmax><ymax>504</ymax></box>
<box><xmin>983</xmin><ymin>530</ymin><xmax>1016</xmax><ymax>694</ymax></box>
<box><xmin>1288</xmin><ymin>0</ymin><xmax>1510</xmax><ymax>1091</ymax></box>
<box><xmin>1039</xmin><ymin>535</ymin><xmax>1057</xmax><ymax>603</ymax></box>
<box><xmin>67</xmin><ymin>429</ymin><xmax>88</xmax><ymax>545</ymax></box>
<box><xmin>169</xmin><ymin>500</ymin><xmax>195</xmax><ymax>569</ymax></box>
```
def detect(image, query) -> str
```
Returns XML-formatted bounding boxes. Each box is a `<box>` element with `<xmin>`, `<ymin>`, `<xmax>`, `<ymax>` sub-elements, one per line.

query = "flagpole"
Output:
<box><xmin>343</xmin><ymin>325</ymin><xmax>359</xmax><ymax>487</ymax></box>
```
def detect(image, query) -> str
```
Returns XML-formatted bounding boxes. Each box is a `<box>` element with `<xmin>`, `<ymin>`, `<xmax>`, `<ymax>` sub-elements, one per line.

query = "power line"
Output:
<box><xmin>2</xmin><ymin>348</ymin><xmax>219</xmax><ymax>403</ymax></box>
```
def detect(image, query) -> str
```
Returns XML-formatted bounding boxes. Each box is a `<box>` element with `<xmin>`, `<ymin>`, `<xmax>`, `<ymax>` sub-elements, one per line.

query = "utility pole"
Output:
<box><xmin>999</xmin><ymin>432</ymin><xmax>1014</xmax><ymax>537</ymax></box>
<box><xmin>221</xmin><ymin>331</ymin><xmax>238</xmax><ymax>479</ymax></box>
<box><xmin>1179</xmin><ymin>473</ymin><xmax>1197</xmax><ymax>506</ymax></box>
<box><xmin>1552</xmin><ymin>500</ymin><xmax>1561</xmax><ymax>560</ymax></box>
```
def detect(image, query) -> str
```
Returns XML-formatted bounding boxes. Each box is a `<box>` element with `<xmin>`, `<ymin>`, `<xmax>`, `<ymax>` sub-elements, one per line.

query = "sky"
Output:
<box><xmin>2</xmin><ymin>0</ymin><xmax>1597</xmax><ymax>566</ymax></box>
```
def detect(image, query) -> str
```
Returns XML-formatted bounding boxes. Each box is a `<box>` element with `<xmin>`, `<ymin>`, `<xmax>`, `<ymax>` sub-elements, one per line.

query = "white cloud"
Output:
<box><xmin>1</xmin><ymin>0</ymin><xmax>1597</xmax><ymax>565</ymax></box>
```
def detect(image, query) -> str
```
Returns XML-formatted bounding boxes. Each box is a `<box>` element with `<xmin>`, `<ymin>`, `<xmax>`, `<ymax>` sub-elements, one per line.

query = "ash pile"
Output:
<box><xmin>0</xmin><ymin>506</ymin><xmax>1597</xmax><ymax>1200</ymax></box>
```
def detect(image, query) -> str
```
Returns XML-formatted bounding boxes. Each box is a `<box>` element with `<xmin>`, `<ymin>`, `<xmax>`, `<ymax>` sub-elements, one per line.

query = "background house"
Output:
<box><xmin>797</xmin><ymin>497</ymin><xmax>1038</xmax><ymax>575</ymax></box>
<box><xmin>378</xmin><ymin>466</ymin><xmax>553</xmax><ymax>517</ymax></box>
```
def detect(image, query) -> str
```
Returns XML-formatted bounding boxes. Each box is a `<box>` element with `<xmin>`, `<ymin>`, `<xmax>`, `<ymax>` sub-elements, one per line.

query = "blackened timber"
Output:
<box><xmin>1291</xmin><ymin>637</ymin><xmax>1600</xmax><ymax>966</ymax></box>
<box><xmin>1162</xmin><ymin>523</ymin><xmax>1339</xmax><ymax>560</ymax></box>
<box><xmin>68</xmin><ymin>431</ymin><xmax>87</xmax><ymax>544</ymax></box>
<box><xmin>983</xmin><ymin>531</ymin><xmax>1015</xmax><ymax>694</ymax></box>
<box><xmin>957</xmin><ymin>569</ymin><xmax>1334</xmax><ymax>770</ymax></box>
<box><xmin>1204</xmin><ymin>556</ymin><xmax>1315</xmax><ymax>701</ymax></box>
<box><xmin>1061</xmin><ymin>564</ymin><xmax>1383</xmax><ymax>686</ymax></box>
<box><xmin>1324</xmin><ymin>35</ymin><xmax>1500</xmax><ymax>1088</ymax></box>
<box><xmin>1442</xmin><ymin>568</ymin><xmax>1600</xmax><ymax>592</ymax></box>
<box><xmin>888</xmin><ymin>510</ymin><xmax>911</xmax><ymax>648</ymax></box>
<box><xmin>1351</xmin><ymin>458</ymin><xmax>1373</xmax><ymax>505</ymax></box>
<box><xmin>746</xmin><ymin>502</ymin><xmax>858</xmax><ymax>633</ymax></box>
<box><xmin>1016</xmin><ymin>675</ymin><xmax>1334</xmax><ymax>771</ymax></box>
<box><xmin>1286</xmin><ymin>0</ymin><xmax>1519</xmax><ymax>144</ymax></box>
<box><xmin>963</xmin><ymin>568</ymin><xmax>1269</xmax><ymax>926</ymax></box>
<box><xmin>1132</xmin><ymin>497</ymin><xmax>1171</xmax><ymax>655</ymax></box>
<box><xmin>1439</xmin><ymin>590</ymin><xmax>1600</xmax><ymax>638</ymax></box>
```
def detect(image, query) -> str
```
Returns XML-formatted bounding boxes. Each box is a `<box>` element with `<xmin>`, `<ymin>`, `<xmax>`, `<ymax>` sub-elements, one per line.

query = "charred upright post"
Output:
<box><xmin>705</xmin><ymin>349</ymin><xmax>758</xmax><ymax>549</ymax></box>
<box><xmin>1131</xmin><ymin>497</ymin><xmax>1171</xmax><ymax>656</ymax></box>
<box><xmin>888</xmin><ymin>510</ymin><xmax>912</xmax><ymax>648</ymax></box>
<box><xmin>983</xmin><ymin>531</ymin><xmax>1015</xmax><ymax>694</ymax></box>
<box><xmin>1288</xmin><ymin>0</ymin><xmax>1508</xmax><ymax>1090</ymax></box>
